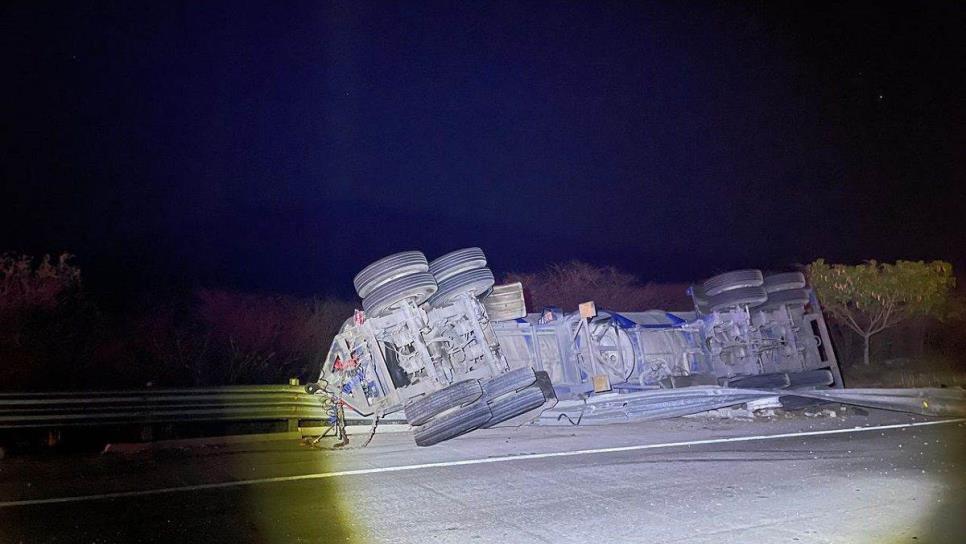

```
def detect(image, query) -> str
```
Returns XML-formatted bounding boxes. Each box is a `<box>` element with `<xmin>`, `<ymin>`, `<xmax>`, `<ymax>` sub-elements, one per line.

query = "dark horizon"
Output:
<box><xmin>3</xmin><ymin>1</ymin><xmax>964</xmax><ymax>301</ymax></box>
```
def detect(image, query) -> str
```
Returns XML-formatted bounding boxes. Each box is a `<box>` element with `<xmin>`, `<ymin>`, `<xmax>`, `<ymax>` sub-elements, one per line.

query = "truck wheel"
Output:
<box><xmin>429</xmin><ymin>247</ymin><xmax>487</xmax><ymax>283</ymax></box>
<box><xmin>708</xmin><ymin>286</ymin><xmax>768</xmax><ymax>312</ymax></box>
<box><xmin>481</xmin><ymin>367</ymin><xmax>537</xmax><ymax>400</ymax></box>
<box><xmin>690</xmin><ymin>284</ymin><xmax>712</xmax><ymax>314</ymax></box>
<box><xmin>413</xmin><ymin>400</ymin><xmax>492</xmax><ymax>447</ymax></box>
<box><xmin>427</xmin><ymin>268</ymin><xmax>496</xmax><ymax>307</ymax></box>
<box><xmin>763</xmin><ymin>272</ymin><xmax>806</xmax><ymax>293</ymax></box>
<box><xmin>482</xmin><ymin>282</ymin><xmax>527</xmax><ymax>321</ymax></box>
<box><xmin>787</xmin><ymin>369</ymin><xmax>833</xmax><ymax>388</ymax></box>
<box><xmin>759</xmin><ymin>288</ymin><xmax>810</xmax><ymax>310</ymax></box>
<box><xmin>726</xmin><ymin>372</ymin><xmax>791</xmax><ymax>389</ymax></box>
<box><xmin>361</xmin><ymin>272</ymin><xmax>438</xmax><ymax>317</ymax></box>
<box><xmin>482</xmin><ymin>386</ymin><xmax>546</xmax><ymax>428</ymax></box>
<box><xmin>703</xmin><ymin>269</ymin><xmax>763</xmax><ymax>297</ymax></box>
<box><xmin>353</xmin><ymin>251</ymin><xmax>429</xmax><ymax>299</ymax></box>
<box><xmin>404</xmin><ymin>379</ymin><xmax>483</xmax><ymax>426</ymax></box>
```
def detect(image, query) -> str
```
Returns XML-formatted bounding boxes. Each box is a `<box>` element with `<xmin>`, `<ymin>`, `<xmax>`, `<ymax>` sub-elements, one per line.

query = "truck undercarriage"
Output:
<box><xmin>314</xmin><ymin>248</ymin><xmax>852</xmax><ymax>446</ymax></box>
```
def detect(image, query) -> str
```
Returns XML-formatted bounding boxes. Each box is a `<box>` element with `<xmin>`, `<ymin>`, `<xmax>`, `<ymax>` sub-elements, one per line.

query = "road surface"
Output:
<box><xmin>1</xmin><ymin>409</ymin><xmax>963</xmax><ymax>543</ymax></box>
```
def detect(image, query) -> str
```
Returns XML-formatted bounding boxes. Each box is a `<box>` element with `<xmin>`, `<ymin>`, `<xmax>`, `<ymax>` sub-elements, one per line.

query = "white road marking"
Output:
<box><xmin>1</xmin><ymin>418</ymin><xmax>962</xmax><ymax>508</ymax></box>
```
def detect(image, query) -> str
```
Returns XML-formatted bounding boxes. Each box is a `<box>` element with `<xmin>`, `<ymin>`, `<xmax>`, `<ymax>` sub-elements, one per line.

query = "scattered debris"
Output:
<box><xmin>689</xmin><ymin>407</ymin><xmax>756</xmax><ymax>420</ymax></box>
<box><xmin>745</xmin><ymin>396</ymin><xmax>783</xmax><ymax>412</ymax></box>
<box><xmin>804</xmin><ymin>408</ymin><xmax>839</xmax><ymax>418</ymax></box>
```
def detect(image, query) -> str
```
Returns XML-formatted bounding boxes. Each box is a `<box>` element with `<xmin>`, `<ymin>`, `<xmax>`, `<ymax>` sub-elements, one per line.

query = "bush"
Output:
<box><xmin>193</xmin><ymin>290</ymin><xmax>353</xmax><ymax>384</ymax></box>
<box><xmin>0</xmin><ymin>253</ymin><xmax>101</xmax><ymax>389</ymax></box>
<box><xmin>139</xmin><ymin>291</ymin><xmax>355</xmax><ymax>386</ymax></box>
<box><xmin>0</xmin><ymin>253</ymin><xmax>81</xmax><ymax>318</ymax></box>
<box><xmin>0</xmin><ymin>252</ymin><xmax>359</xmax><ymax>389</ymax></box>
<box><xmin>504</xmin><ymin>261</ymin><xmax>692</xmax><ymax>312</ymax></box>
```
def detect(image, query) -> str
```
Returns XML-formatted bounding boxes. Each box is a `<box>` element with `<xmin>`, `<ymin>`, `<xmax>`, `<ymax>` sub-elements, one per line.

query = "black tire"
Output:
<box><xmin>361</xmin><ymin>272</ymin><xmax>438</xmax><ymax>317</ymax></box>
<box><xmin>304</xmin><ymin>383</ymin><xmax>321</xmax><ymax>394</ymax></box>
<box><xmin>787</xmin><ymin>369</ymin><xmax>833</xmax><ymax>388</ymax></box>
<box><xmin>413</xmin><ymin>400</ymin><xmax>492</xmax><ymax>447</ymax></box>
<box><xmin>763</xmin><ymin>272</ymin><xmax>806</xmax><ymax>293</ymax></box>
<box><xmin>690</xmin><ymin>284</ymin><xmax>712</xmax><ymax>314</ymax></box>
<box><xmin>708</xmin><ymin>286</ymin><xmax>768</xmax><ymax>312</ymax></box>
<box><xmin>703</xmin><ymin>269</ymin><xmax>763</xmax><ymax>297</ymax></box>
<box><xmin>427</xmin><ymin>268</ymin><xmax>496</xmax><ymax>307</ymax></box>
<box><xmin>727</xmin><ymin>372</ymin><xmax>791</xmax><ymax>389</ymax></box>
<box><xmin>404</xmin><ymin>379</ymin><xmax>483</xmax><ymax>426</ymax></box>
<box><xmin>429</xmin><ymin>248</ymin><xmax>488</xmax><ymax>283</ymax></box>
<box><xmin>482</xmin><ymin>386</ymin><xmax>546</xmax><ymax>428</ymax></box>
<box><xmin>354</xmin><ymin>251</ymin><xmax>429</xmax><ymax>299</ymax></box>
<box><xmin>481</xmin><ymin>367</ymin><xmax>537</xmax><ymax>400</ymax></box>
<box><xmin>759</xmin><ymin>288</ymin><xmax>810</xmax><ymax>310</ymax></box>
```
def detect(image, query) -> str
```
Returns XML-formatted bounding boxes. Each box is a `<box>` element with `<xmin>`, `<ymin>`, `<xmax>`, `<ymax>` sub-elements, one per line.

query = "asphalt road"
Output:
<box><xmin>1</xmin><ymin>409</ymin><xmax>964</xmax><ymax>544</ymax></box>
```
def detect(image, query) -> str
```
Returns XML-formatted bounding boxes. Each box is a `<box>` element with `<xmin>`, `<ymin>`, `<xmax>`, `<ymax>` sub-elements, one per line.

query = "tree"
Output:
<box><xmin>807</xmin><ymin>259</ymin><xmax>955</xmax><ymax>366</ymax></box>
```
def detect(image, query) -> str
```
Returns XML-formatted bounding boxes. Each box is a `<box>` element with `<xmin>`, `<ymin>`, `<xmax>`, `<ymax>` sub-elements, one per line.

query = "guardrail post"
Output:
<box><xmin>287</xmin><ymin>379</ymin><xmax>300</xmax><ymax>432</ymax></box>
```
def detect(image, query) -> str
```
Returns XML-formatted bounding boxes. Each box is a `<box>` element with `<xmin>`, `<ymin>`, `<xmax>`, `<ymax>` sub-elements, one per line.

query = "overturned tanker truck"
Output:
<box><xmin>314</xmin><ymin>247</ymin><xmax>844</xmax><ymax>446</ymax></box>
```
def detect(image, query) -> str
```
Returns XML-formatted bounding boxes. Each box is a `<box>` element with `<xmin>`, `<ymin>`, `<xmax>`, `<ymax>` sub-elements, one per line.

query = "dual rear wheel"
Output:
<box><xmin>693</xmin><ymin>270</ymin><xmax>810</xmax><ymax>313</ymax></box>
<box><xmin>404</xmin><ymin>367</ymin><xmax>548</xmax><ymax>446</ymax></box>
<box><xmin>352</xmin><ymin>248</ymin><xmax>499</xmax><ymax>317</ymax></box>
<box><xmin>353</xmin><ymin>251</ymin><xmax>438</xmax><ymax>317</ymax></box>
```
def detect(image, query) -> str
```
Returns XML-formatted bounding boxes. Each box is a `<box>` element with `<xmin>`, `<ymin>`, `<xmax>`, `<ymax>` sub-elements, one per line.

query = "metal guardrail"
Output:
<box><xmin>4</xmin><ymin>384</ymin><xmax>962</xmax><ymax>436</ymax></box>
<box><xmin>537</xmin><ymin>386</ymin><xmax>966</xmax><ymax>426</ymax></box>
<box><xmin>0</xmin><ymin>385</ymin><xmax>329</xmax><ymax>430</ymax></box>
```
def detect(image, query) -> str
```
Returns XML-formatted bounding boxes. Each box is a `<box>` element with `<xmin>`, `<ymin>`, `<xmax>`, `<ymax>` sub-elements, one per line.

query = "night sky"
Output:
<box><xmin>2</xmin><ymin>2</ymin><xmax>963</xmax><ymax>300</ymax></box>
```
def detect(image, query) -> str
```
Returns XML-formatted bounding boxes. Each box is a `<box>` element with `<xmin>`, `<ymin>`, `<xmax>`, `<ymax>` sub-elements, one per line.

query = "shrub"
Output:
<box><xmin>0</xmin><ymin>253</ymin><xmax>81</xmax><ymax>318</ymax></box>
<box><xmin>0</xmin><ymin>253</ymin><xmax>100</xmax><ymax>390</ymax></box>
<box><xmin>504</xmin><ymin>261</ymin><xmax>692</xmax><ymax>312</ymax></box>
<box><xmin>193</xmin><ymin>290</ymin><xmax>354</xmax><ymax>384</ymax></box>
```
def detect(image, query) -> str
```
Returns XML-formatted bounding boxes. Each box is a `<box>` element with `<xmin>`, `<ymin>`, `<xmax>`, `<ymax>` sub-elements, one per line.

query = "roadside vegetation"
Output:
<box><xmin>0</xmin><ymin>253</ymin><xmax>351</xmax><ymax>390</ymax></box>
<box><xmin>807</xmin><ymin>259</ymin><xmax>964</xmax><ymax>387</ymax></box>
<box><xmin>504</xmin><ymin>260</ymin><xmax>692</xmax><ymax>312</ymax></box>
<box><xmin>1</xmin><ymin>254</ymin><xmax>962</xmax><ymax>390</ymax></box>
<box><xmin>807</xmin><ymin>259</ymin><xmax>955</xmax><ymax>366</ymax></box>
